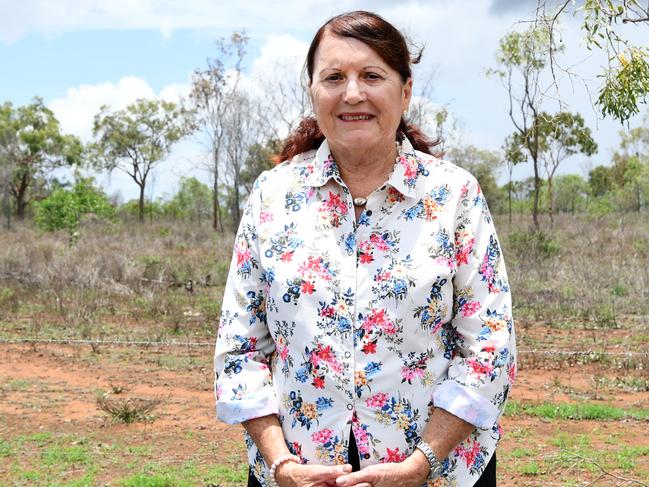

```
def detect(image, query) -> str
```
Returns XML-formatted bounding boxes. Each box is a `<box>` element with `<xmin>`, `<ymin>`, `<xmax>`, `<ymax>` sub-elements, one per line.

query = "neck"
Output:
<box><xmin>330</xmin><ymin>139</ymin><xmax>397</xmax><ymax>199</ymax></box>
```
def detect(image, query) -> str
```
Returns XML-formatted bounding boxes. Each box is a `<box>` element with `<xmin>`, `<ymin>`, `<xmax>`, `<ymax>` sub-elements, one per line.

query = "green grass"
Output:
<box><xmin>505</xmin><ymin>400</ymin><xmax>649</xmax><ymax>421</ymax></box>
<box><xmin>41</xmin><ymin>444</ymin><xmax>90</xmax><ymax>466</ymax></box>
<box><xmin>4</xmin><ymin>379</ymin><xmax>33</xmax><ymax>391</ymax></box>
<box><xmin>0</xmin><ymin>439</ymin><xmax>12</xmax><ymax>457</ymax></box>
<box><xmin>117</xmin><ymin>460</ymin><xmax>247</xmax><ymax>487</ymax></box>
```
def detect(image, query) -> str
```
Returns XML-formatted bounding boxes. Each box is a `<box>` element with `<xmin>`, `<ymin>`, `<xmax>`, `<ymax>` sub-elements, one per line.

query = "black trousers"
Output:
<box><xmin>248</xmin><ymin>430</ymin><xmax>496</xmax><ymax>486</ymax></box>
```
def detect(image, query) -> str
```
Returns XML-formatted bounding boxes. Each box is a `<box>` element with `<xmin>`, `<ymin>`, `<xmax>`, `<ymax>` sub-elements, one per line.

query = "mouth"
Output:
<box><xmin>338</xmin><ymin>113</ymin><xmax>374</xmax><ymax>121</ymax></box>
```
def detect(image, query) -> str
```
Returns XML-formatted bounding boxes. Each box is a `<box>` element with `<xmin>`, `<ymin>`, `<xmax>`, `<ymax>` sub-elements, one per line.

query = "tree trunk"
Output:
<box><xmin>15</xmin><ymin>172</ymin><xmax>29</xmax><ymax>220</ymax></box>
<box><xmin>547</xmin><ymin>177</ymin><xmax>554</xmax><ymax>231</ymax></box>
<box><xmin>212</xmin><ymin>145</ymin><xmax>223</xmax><ymax>232</ymax></box>
<box><xmin>3</xmin><ymin>189</ymin><xmax>11</xmax><ymax>230</ymax></box>
<box><xmin>138</xmin><ymin>183</ymin><xmax>145</xmax><ymax>223</ymax></box>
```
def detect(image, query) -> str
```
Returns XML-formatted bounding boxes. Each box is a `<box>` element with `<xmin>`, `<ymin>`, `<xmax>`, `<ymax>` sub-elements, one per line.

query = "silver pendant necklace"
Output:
<box><xmin>353</xmin><ymin>197</ymin><xmax>367</xmax><ymax>207</ymax></box>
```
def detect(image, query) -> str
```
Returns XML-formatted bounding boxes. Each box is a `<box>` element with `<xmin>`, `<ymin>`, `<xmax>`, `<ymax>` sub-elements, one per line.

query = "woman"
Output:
<box><xmin>214</xmin><ymin>11</ymin><xmax>515</xmax><ymax>487</ymax></box>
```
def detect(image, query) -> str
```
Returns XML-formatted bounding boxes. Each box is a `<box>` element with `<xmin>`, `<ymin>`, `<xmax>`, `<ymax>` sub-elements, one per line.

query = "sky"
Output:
<box><xmin>1</xmin><ymin>0</ymin><xmax>647</xmax><ymax>201</ymax></box>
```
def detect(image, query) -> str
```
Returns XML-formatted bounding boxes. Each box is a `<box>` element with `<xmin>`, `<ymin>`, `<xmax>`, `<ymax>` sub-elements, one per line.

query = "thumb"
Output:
<box><xmin>319</xmin><ymin>463</ymin><xmax>353</xmax><ymax>479</ymax></box>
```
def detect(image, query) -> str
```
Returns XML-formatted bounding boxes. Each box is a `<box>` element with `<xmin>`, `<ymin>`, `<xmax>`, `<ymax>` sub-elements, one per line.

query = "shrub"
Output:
<box><xmin>96</xmin><ymin>394</ymin><xmax>162</xmax><ymax>423</ymax></box>
<box><xmin>508</xmin><ymin>230</ymin><xmax>559</xmax><ymax>259</ymax></box>
<box><xmin>34</xmin><ymin>176</ymin><xmax>115</xmax><ymax>243</ymax></box>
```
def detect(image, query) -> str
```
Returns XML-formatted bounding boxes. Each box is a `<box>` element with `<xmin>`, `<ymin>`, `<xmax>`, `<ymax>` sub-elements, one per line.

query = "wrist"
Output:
<box><xmin>414</xmin><ymin>439</ymin><xmax>445</xmax><ymax>480</ymax></box>
<box><xmin>270</xmin><ymin>454</ymin><xmax>300</xmax><ymax>487</ymax></box>
<box><xmin>405</xmin><ymin>448</ymin><xmax>432</xmax><ymax>482</ymax></box>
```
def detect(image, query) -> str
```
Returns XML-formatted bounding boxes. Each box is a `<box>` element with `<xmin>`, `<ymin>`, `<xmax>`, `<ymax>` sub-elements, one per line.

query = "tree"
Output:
<box><xmin>589</xmin><ymin>164</ymin><xmax>615</xmax><ymax>196</ymax></box>
<box><xmin>222</xmin><ymin>91</ymin><xmax>264</xmax><ymax>228</ymax></box>
<box><xmin>536</xmin><ymin>0</ymin><xmax>649</xmax><ymax>122</ymax></box>
<box><xmin>490</xmin><ymin>25</ymin><xmax>559</xmax><ymax>230</ymax></box>
<box><xmin>190</xmin><ymin>31</ymin><xmax>248</xmax><ymax>232</ymax></box>
<box><xmin>164</xmin><ymin>176</ymin><xmax>212</xmax><ymax>223</ymax></box>
<box><xmin>34</xmin><ymin>174</ymin><xmax>115</xmax><ymax>244</ymax></box>
<box><xmin>91</xmin><ymin>98</ymin><xmax>195</xmax><ymax>223</ymax></box>
<box><xmin>446</xmin><ymin>144</ymin><xmax>504</xmax><ymax>211</ymax></box>
<box><xmin>536</xmin><ymin>111</ymin><xmax>597</xmax><ymax>227</ymax></box>
<box><xmin>0</xmin><ymin>98</ymin><xmax>83</xmax><ymax>220</ymax></box>
<box><xmin>553</xmin><ymin>174</ymin><xmax>590</xmax><ymax>213</ymax></box>
<box><xmin>241</xmin><ymin>139</ymin><xmax>280</xmax><ymax>195</ymax></box>
<box><xmin>503</xmin><ymin>134</ymin><xmax>528</xmax><ymax>225</ymax></box>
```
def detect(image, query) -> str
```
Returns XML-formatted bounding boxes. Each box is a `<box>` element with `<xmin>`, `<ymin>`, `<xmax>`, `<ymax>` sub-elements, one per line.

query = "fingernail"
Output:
<box><xmin>343</xmin><ymin>464</ymin><xmax>352</xmax><ymax>473</ymax></box>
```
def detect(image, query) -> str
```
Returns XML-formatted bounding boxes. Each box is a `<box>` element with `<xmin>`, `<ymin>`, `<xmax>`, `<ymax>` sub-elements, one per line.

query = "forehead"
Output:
<box><xmin>313</xmin><ymin>33</ymin><xmax>389</xmax><ymax>69</ymax></box>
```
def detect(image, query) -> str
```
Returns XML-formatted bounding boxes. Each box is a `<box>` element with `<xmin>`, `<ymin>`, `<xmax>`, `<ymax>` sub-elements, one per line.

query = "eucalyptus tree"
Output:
<box><xmin>536</xmin><ymin>0</ymin><xmax>649</xmax><ymax>122</ymax></box>
<box><xmin>190</xmin><ymin>31</ymin><xmax>248</xmax><ymax>232</ymax></box>
<box><xmin>91</xmin><ymin>98</ymin><xmax>195</xmax><ymax>223</ymax></box>
<box><xmin>0</xmin><ymin>98</ymin><xmax>82</xmax><ymax>220</ymax></box>
<box><xmin>536</xmin><ymin>111</ymin><xmax>597</xmax><ymax>227</ymax></box>
<box><xmin>490</xmin><ymin>25</ymin><xmax>559</xmax><ymax>230</ymax></box>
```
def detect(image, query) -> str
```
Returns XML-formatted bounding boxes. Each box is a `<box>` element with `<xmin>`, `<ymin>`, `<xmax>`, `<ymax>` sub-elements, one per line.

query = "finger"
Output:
<box><xmin>335</xmin><ymin>471</ymin><xmax>374</xmax><ymax>487</ymax></box>
<box><xmin>309</xmin><ymin>463</ymin><xmax>353</xmax><ymax>480</ymax></box>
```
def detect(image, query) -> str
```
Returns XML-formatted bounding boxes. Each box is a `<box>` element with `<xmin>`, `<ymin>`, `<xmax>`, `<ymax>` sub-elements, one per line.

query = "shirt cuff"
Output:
<box><xmin>432</xmin><ymin>380</ymin><xmax>501</xmax><ymax>429</ymax></box>
<box><xmin>216</xmin><ymin>390</ymin><xmax>279</xmax><ymax>425</ymax></box>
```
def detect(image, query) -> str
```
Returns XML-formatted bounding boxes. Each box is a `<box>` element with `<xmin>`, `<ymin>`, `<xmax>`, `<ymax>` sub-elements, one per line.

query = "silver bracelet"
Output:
<box><xmin>269</xmin><ymin>454</ymin><xmax>300</xmax><ymax>487</ymax></box>
<box><xmin>415</xmin><ymin>439</ymin><xmax>445</xmax><ymax>480</ymax></box>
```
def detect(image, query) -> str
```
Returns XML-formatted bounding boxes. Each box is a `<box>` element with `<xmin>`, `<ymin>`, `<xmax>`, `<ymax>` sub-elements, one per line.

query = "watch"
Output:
<box><xmin>415</xmin><ymin>439</ymin><xmax>445</xmax><ymax>480</ymax></box>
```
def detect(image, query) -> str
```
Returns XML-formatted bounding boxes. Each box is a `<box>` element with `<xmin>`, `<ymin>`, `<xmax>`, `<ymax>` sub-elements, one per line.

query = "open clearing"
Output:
<box><xmin>1</xmin><ymin>319</ymin><xmax>648</xmax><ymax>486</ymax></box>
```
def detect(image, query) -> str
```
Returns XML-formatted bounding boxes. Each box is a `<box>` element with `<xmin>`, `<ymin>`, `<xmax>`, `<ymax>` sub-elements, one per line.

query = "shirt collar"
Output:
<box><xmin>305</xmin><ymin>136</ymin><xmax>429</xmax><ymax>200</ymax></box>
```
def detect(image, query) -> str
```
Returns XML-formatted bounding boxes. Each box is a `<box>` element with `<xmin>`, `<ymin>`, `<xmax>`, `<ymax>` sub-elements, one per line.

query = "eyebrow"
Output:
<box><xmin>318</xmin><ymin>65</ymin><xmax>389</xmax><ymax>76</ymax></box>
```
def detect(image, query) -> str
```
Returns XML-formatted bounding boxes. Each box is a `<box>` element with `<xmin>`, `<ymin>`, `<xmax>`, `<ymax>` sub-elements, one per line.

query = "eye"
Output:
<box><xmin>323</xmin><ymin>73</ymin><xmax>342</xmax><ymax>82</ymax></box>
<box><xmin>364</xmin><ymin>72</ymin><xmax>384</xmax><ymax>81</ymax></box>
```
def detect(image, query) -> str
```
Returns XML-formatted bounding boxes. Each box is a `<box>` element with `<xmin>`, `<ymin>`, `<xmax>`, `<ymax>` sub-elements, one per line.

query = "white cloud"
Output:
<box><xmin>48</xmin><ymin>77</ymin><xmax>154</xmax><ymax>141</ymax></box>
<box><xmin>0</xmin><ymin>0</ymin><xmax>348</xmax><ymax>44</ymax></box>
<box><xmin>47</xmin><ymin>76</ymin><xmax>193</xmax><ymax>200</ymax></box>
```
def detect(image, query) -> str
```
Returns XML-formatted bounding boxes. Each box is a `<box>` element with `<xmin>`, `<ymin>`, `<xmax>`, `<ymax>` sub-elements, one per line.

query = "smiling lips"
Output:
<box><xmin>339</xmin><ymin>113</ymin><xmax>374</xmax><ymax>121</ymax></box>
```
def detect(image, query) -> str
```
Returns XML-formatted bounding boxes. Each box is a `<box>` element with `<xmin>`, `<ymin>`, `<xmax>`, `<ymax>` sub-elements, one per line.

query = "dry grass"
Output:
<box><xmin>1</xmin><ymin>213</ymin><xmax>648</xmax><ymax>340</ymax></box>
<box><xmin>0</xmin><ymin>220</ymin><xmax>233</xmax><ymax>341</ymax></box>
<box><xmin>498</xmin><ymin>212</ymin><xmax>649</xmax><ymax>328</ymax></box>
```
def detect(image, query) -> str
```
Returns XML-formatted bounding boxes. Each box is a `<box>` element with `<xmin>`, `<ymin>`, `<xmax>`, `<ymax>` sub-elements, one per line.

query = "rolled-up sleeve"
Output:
<box><xmin>433</xmin><ymin>177</ymin><xmax>516</xmax><ymax>429</ymax></box>
<box><xmin>214</xmin><ymin>175</ymin><xmax>278</xmax><ymax>424</ymax></box>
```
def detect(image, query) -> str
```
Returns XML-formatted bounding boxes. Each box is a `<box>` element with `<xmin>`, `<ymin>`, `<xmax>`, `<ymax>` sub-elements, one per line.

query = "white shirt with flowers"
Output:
<box><xmin>214</xmin><ymin>136</ymin><xmax>516</xmax><ymax>487</ymax></box>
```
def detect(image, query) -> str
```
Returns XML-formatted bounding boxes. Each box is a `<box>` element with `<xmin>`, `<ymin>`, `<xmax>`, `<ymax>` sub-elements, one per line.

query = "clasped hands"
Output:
<box><xmin>275</xmin><ymin>455</ymin><xmax>430</xmax><ymax>487</ymax></box>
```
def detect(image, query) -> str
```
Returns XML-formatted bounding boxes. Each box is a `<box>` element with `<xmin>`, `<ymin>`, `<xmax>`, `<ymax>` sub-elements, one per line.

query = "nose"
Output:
<box><xmin>343</xmin><ymin>79</ymin><xmax>365</xmax><ymax>104</ymax></box>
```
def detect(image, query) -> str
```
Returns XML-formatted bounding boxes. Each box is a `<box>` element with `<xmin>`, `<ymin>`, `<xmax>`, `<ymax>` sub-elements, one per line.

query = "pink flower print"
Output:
<box><xmin>352</xmin><ymin>425</ymin><xmax>370</xmax><ymax>456</ymax></box>
<box><xmin>369</xmin><ymin>233</ymin><xmax>390</xmax><ymax>252</ymax></box>
<box><xmin>456</xmin><ymin>440</ymin><xmax>481</xmax><ymax>468</ymax></box>
<box><xmin>383</xmin><ymin>447</ymin><xmax>408</xmax><ymax>463</ymax></box>
<box><xmin>280</xmin><ymin>251</ymin><xmax>294</xmax><ymax>262</ymax></box>
<box><xmin>468</xmin><ymin>358</ymin><xmax>493</xmax><ymax>376</ymax></box>
<box><xmin>311</xmin><ymin>428</ymin><xmax>334</xmax><ymax>445</ymax></box>
<box><xmin>365</xmin><ymin>392</ymin><xmax>389</xmax><ymax>409</ymax></box>
<box><xmin>481</xmin><ymin>344</ymin><xmax>496</xmax><ymax>354</ymax></box>
<box><xmin>400</xmin><ymin>155</ymin><xmax>417</xmax><ymax>179</ymax></box>
<box><xmin>259</xmin><ymin>210</ymin><xmax>273</xmax><ymax>223</ymax></box>
<box><xmin>235</xmin><ymin>243</ymin><xmax>251</xmax><ymax>267</ymax></box>
<box><xmin>508</xmin><ymin>362</ymin><xmax>517</xmax><ymax>383</ymax></box>
<box><xmin>382</xmin><ymin>320</ymin><xmax>397</xmax><ymax>335</ymax></box>
<box><xmin>462</xmin><ymin>301</ymin><xmax>480</xmax><ymax>317</ymax></box>
<box><xmin>319</xmin><ymin>306</ymin><xmax>335</xmax><ymax>318</ymax></box>
<box><xmin>460</xmin><ymin>184</ymin><xmax>469</xmax><ymax>198</ymax></box>
<box><xmin>301</xmin><ymin>281</ymin><xmax>315</xmax><ymax>294</ymax></box>
<box><xmin>401</xmin><ymin>366</ymin><xmax>424</xmax><ymax>382</ymax></box>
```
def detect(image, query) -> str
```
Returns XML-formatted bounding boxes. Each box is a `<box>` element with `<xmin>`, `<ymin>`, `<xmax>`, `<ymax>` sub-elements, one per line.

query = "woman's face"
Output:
<box><xmin>309</xmin><ymin>33</ymin><xmax>412</xmax><ymax>155</ymax></box>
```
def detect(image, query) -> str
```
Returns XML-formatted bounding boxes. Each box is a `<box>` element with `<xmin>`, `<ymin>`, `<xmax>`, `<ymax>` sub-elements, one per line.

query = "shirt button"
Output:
<box><xmin>344</xmin><ymin>351</ymin><xmax>351</xmax><ymax>359</ymax></box>
<box><xmin>347</xmin><ymin>403</ymin><xmax>353</xmax><ymax>411</ymax></box>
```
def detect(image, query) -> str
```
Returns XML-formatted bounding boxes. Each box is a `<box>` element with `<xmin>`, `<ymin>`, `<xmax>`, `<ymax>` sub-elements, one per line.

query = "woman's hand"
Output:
<box><xmin>333</xmin><ymin>455</ymin><xmax>430</xmax><ymax>487</ymax></box>
<box><xmin>275</xmin><ymin>462</ymin><xmax>353</xmax><ymax>487</ymax></box>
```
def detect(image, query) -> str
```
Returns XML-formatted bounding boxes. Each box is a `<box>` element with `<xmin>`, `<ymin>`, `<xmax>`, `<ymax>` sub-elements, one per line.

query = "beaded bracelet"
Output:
<box><xmin>269</xmin><ymin>454</ymin><xmax>300</xmax><ymax>487</ymax></box>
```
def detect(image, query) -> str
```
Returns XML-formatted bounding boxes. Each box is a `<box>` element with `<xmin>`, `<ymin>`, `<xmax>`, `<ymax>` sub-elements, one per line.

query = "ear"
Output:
<box><xmin>402</xmin><ymin>78</ymin><xmax>413</xmax><ymax>112</ymax></box>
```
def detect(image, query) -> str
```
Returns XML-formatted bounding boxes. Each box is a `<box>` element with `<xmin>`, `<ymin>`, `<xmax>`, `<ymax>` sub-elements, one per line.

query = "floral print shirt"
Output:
<box><xmin>214</xmin><ymin>137</ymin><xmax>516</xmax><ymax>487</ymax></box>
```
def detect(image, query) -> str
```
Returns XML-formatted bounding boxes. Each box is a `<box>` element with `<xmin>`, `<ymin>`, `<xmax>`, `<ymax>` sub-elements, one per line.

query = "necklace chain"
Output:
<box><xmin>350</xmin><ymin>138</ymin><xmax>401</xmax><ymax>208</ymax></box>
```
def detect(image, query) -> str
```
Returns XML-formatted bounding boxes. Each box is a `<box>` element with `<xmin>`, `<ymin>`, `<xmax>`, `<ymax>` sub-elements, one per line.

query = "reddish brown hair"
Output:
<box><xmin>279</xmin><ymin>11</ymin><xmax>437</xmax><ymax>162</ymax></box>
